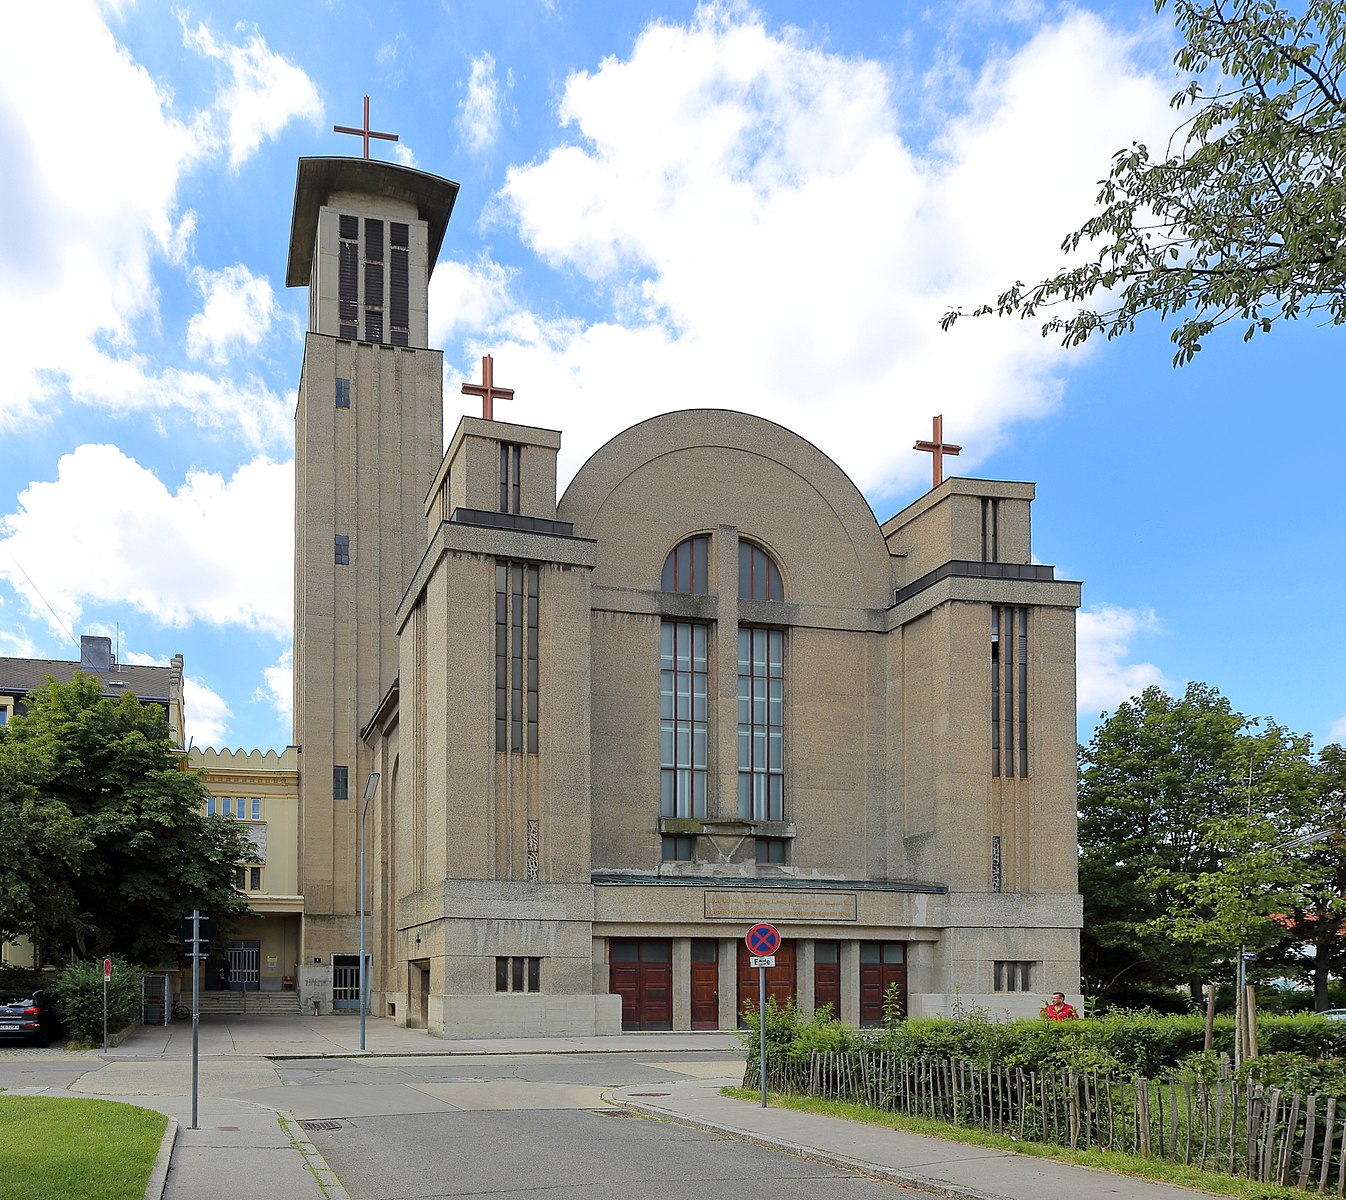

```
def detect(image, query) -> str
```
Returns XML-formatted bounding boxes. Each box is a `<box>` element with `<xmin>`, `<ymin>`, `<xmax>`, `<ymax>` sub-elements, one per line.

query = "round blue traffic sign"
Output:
<box><xmin>745</xmin><ymin>922</ymin><xmax>781</xmax><ymax>956</ymax></box>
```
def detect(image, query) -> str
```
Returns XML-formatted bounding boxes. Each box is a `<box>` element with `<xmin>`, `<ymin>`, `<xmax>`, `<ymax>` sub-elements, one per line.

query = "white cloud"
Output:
<box><xmin>458</xmin><ymin>52</ymin><xmax>503</xmax><ymax>153</ymax></box>
<box><xmin>255</xmin><ymin>649</ymin><xmax>293</xmax><ymax>729</ymax></box>
<box><xmin>0</xmin><ymin>5</ymin><xmax>313</xmax><ymax>439</ymax></box>
<box><xmin>179</xmin><ymin>18</ymin><xmax>323</xmax><ymax>170</ymax></box>
<box><xmin>1076</xmin><ymin>604</ymin><xmax>1172</xmax><ymax>717</ymax></box>
<box><xmin>454</xmin><ymin>5</ymin><xmax>1177</xmax><ymax>500</ymax></box>
<box><xmin>1328</xmin><ymin>716</ymin><xmax>1346</xmax><ymax>744</ymax></box>
<box><xmin>0</xmin><ymin>445</ymin><xmax>293</xmax><ymax>638</ymax></box>
<box><xmin>186</xmin><ymin>265</ymin><xmax>277</xmax><ymax>363</ymax></box>
<box><xmin>183</xmin><ymin>675</ymin><xmax>232</xmax><ymax>747</ymax></box>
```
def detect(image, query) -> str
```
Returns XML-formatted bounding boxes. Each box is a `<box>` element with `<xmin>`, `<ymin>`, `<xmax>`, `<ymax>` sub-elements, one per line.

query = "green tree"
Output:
<box><xmin>1078</xmin><ymin>683</ymin><xmax>1318</xmax><ymax>1005</ymax></box>
<box><xmin>0</xmin><ymin>673</ymin><xmax>253</xmax><ymax>965</ymax></box>
<box><xmin>1268</xmin><ymin>744</ymin><xmax>1346</xmax><ymax>1010</ymax></box>
<box><xmin>941</xmin><ymin>0</ymin><xmax>1346</xmax><ymax>364</ymax></box>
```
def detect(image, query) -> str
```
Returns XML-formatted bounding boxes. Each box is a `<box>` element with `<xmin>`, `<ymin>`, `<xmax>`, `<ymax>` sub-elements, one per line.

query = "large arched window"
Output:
<box><xmin>738</xmin><ymin>541</ymin><xmax>782</xmax><ymax>601</ymax></box>
<box><xmin>662</xmin><ymin>535</ymin><xmax>709</xmax><ymax>595</ymax></box>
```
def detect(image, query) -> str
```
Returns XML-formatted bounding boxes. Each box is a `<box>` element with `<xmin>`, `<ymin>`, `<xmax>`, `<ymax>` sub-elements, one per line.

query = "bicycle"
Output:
<box><xmin>171</xmin><ymin>1001</ymin><xmax>191</xmax><ymax>1021</ymax></box>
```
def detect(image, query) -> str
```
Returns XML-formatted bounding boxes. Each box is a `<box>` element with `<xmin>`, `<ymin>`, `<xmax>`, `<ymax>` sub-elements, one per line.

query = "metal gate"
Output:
<box><xmin>227</xmin><ymin>940</ymin><xmax>261</xmax><ymax>991</ymax></box>
<box><xmin>333</xmin><ymin>954</ymin><xmax>363</xmax><ymax>1010</ymax></box>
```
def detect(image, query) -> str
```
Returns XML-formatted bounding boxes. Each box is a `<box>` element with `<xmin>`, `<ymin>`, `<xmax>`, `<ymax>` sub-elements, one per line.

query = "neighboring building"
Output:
<box><xmin>286</xmin><ymin>152</ymin><xmax>1084</xmax><ymax>1035</ymax></box>
<box><xmin>0</xmin><ymin>635</ymin><xmax>184</xmax><ymax>744</ymax></box>
<box><xmin>187</xmin><ymin>747</ymin><xmax>302</xmax><ymax>996</ymax></box>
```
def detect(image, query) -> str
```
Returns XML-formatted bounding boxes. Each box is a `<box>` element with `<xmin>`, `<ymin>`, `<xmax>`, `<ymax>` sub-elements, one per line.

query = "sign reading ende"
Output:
<box><xmin>704</xmin><ymin>890</ymin><xmax>857</xmax><ymax>922</ymax></box>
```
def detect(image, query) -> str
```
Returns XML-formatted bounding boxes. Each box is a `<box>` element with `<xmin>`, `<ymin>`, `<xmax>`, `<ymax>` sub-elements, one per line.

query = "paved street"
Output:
<box><xmin>0</xmin><ymin>1015</ymin><xmax>1218</xmax><ymax>1200</ymax></box>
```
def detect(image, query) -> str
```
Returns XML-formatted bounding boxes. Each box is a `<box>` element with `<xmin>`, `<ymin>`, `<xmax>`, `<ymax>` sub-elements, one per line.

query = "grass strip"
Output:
<box><xmin>720</xmin><ymin>1086</ymin><xmax>1308</xmax><ymax>1200</ymax></box>
<box><xmin>0</xmin><ymin>1095</ymin><xmax>167</xmax><ymax>1200</ymax></box>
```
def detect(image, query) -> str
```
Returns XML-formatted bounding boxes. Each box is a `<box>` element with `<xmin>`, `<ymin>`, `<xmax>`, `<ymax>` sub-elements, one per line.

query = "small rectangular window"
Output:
<box><xmin>494</xmin><ymin>956</ymin><xmax>541</xmax><ymax>992</ymax></box>
<box><xmin>207</xmin><ymin>796</ymin><xmax>217</xmax><ymax>817</ymax></box>
<box><xmin>251</xmin><ymin>797</ymin><xmax>261</xmax><ymax>822</ymax></box>
<box><xmin>335</xmin><ymin>534</ymin><xmax>350</xmax><ymax>565</ymax></box>
<box><xmin>755</xmin><ymin>837</ymin><xmax>787</xmax><ymax>864</ymax></box>
<box><xmin>993</xmin><ymin>960</ymin><xmax>1035</xmax><ymax>992</ymax></box>
<box><xmin>335</xmin><ymin>378</ymin><xmax>350</xmax><ymax>408</ymax></box>
<box><xmin>234</xmin><ymin>797</ymin><xmax>246</xmax><ymax>819</ymax></box>
<box><xmin>333</xmin><ymin>766</ymin><xmax>349</xmax><ymax>801</ymax></box>
<box><xmin>661</xmin><ymin>834</ymin><xmax>695</xmax><ymax>862</ymax></box>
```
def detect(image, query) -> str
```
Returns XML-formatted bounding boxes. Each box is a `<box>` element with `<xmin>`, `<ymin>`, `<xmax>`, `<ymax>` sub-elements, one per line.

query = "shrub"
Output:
<box><xmin>1235</xmin><ymin>1052</ymin><xmax>1346</xmax><ymax>1099</ymax></box>
<box><xmin>49</xmin><ymin>957</ymin><xmax>140</xmax><ymax>1044</ymax></box>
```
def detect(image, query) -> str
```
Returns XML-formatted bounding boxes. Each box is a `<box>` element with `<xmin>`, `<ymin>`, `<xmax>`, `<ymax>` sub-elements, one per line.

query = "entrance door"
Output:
<box><xmin>690</xmin><ymin>940</ymin><xmax>718</xmax><ymax>1029</ymax></box>
<box><xmin>736</xmin><ymin>938</ymin><xmax>795</xmax><ymax>1024</ymax></box>
<box><xmin>813</xmin><ymin>940</ymin><xmax>840</xmax><ymax>1018</ymax></box>
<box><xmin>333</xmin><ymin>954</ymin><xmax>363</xmax><ymax>1010</ymax></box>
<box><xmin>609</xmin><ymin>939</ymin><xmax>672</xmax><ymax>1030</ymax></box>
<box><xmin>859</xmin><ymin>941</ymin><xmax>907</xmax><ymax>1026</ymax></box>
<box><xmin>227</xmin><ymin>940</ymin><xmax>260</xmax><ymax>991</ymax></box>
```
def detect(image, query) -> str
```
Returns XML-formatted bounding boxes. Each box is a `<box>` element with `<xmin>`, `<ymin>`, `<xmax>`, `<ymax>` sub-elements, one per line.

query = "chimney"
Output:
<box><xmin>79</xmin><ymin>636</ymin><xmax>113</xmax><ymax>672</ymax></box>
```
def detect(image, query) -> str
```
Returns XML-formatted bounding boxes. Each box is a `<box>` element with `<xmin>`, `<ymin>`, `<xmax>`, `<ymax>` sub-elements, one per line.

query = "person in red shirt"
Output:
<box><xmin>1040</xmin><ymin>991</ymin><xmax>1080</xmax><ymax>1020</ymax></box>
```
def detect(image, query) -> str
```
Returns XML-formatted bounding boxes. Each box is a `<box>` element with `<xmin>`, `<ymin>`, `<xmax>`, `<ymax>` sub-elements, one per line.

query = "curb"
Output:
<box><xmin>144</xmin><ymin>1116</ymin><xmax>177</xmax><ymax>1200</ymax></box>
<box><xmin>606</xmin><ymin>1092</ymin><xmax>1006</xmax><ymax>1200</ymax></box>
<box><xmin>282</xmin><ymin>1113</ymin><xmax>353</xmax><ymax>1200</ymax></box>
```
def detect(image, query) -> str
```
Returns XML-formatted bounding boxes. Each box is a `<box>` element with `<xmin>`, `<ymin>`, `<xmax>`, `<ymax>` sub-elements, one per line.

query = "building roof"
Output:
<box><xmin>0</xmin><ymin>656</ymin><xmax>177</xmax><ymax>705</ymax></box>
<box><xmin>286</xmin><ymin>157</ymin><xmax>460</xmax><ymax>287</ymax></box>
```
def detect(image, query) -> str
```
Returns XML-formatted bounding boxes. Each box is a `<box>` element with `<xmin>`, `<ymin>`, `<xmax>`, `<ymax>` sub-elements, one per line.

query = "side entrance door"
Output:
<box><xmin>227</xmin><ymin>940</ymin><xmax>261</xmax><ymax>991</ymax></box>
<box><xmin>333</xmin><ymin>954</ymin><xmax>363</xmax><ymax>1010</ymax></box>
<box><xmin>690</xmin><ymin>939</ymin><xmax>718</xmax><ymax>1029</ymax></box>
<box><xmin>859</xmin><ymin>941</ymin><xmax>907</xmax><ymax>1026</ymax></box>
<box><xmin>609</xmin><ymin>939</ymin><xmax>672</xmax><ymax>1030</ymax></box>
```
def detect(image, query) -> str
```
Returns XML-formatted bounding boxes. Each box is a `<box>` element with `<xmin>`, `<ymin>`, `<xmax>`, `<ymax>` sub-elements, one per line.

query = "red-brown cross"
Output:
<box><xmin>462</xmin><ymin>355</ymin><xmax>515</xmax><ymax>421</ymax></box>
<box><xmin>333</xmin><ymin>95</ymin><xmax>399</xmax><ymax>160</ymax></box>
<box><xmin>914</xmin><ymin>414</ymin><xmax>962</xmax><ymax>489</ymax></box>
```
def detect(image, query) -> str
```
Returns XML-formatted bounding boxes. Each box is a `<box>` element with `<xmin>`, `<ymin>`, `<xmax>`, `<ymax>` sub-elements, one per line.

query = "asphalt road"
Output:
<box><xmin>272</xmin><ymin>1052</ymin><xmax>934</xmax><ymax>1199</ymax></box>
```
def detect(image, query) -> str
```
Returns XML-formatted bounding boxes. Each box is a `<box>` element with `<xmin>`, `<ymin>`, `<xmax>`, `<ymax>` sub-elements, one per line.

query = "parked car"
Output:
<box><xmin>1316</xmin><ymin>1009</ymin><xmax>1346</xmax><ymax>1021</ymax></box>
<box><xmin>0</xmin><ymin>989</ymin><xmax>61</xmax><ymax>1047</ymax></box>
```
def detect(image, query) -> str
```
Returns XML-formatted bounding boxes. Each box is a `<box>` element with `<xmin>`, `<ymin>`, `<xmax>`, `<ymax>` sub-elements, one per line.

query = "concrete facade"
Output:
<box><xmin>288</xmin><ymin>154</ymin><xmax>1084</xmax><ymax>1035</ymax></box>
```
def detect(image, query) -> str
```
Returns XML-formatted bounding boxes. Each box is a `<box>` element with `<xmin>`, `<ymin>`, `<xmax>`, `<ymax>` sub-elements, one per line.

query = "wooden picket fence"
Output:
<box><xmin>745</xmin><ymin>1052</ymin><xmax>1346</xmax><ymax>1192</ymax></box>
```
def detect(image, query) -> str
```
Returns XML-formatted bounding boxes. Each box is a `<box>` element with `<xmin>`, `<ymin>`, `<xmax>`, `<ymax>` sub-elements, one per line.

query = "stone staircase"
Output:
<box><xmin>192</xmin><ymin>990</ymin><xmax>304</xmax><ymax>1016</ymax></box>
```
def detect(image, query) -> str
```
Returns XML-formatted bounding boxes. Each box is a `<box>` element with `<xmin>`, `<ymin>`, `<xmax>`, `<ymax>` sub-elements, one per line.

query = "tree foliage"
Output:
<box><xmin>0</xmin><ymin>674</ymin><xmax>253</xmax><ymax>965</ymax></box>
<box><xmin>942</xmin><ymin>0</ymin><xmax>1346</xmax><ymax>364</ymax></box>
<box><xmin>1078</xmin><ymin>683</ymin><xmax>1321</xmax><ymax>1003</ymax></box>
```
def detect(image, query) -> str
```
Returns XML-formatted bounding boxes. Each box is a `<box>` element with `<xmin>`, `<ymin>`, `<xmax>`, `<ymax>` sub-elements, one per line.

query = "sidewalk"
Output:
<box><xmin>610</xmin><ymin>1076</ymin><xmax>1218</xmax><ymax>1200</ymax></box>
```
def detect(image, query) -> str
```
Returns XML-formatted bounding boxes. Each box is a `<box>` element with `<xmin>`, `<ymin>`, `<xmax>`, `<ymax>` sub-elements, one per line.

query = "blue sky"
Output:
<box><xmin>2</xmin><ymin>0</ymin><xmax>1342</xmax><ymax>754</ymax></box>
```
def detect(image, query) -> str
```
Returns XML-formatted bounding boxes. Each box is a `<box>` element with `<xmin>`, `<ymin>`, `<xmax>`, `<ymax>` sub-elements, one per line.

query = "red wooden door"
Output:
<box><xmin>813</xmin><ymin>940</ymin><xmax>840</xmax><ymax>1018</ymax></box>
<box><xmin>690</xmin><ymin>939</ymin><xmax>718</xmax><ymax>1029</ymax></box>
<box><xmin>737</xmin><ymin>938</ymin><xmax>795</xmax><ymax>1024</ymax></box>
<box><xmin>609</xmin><ymin>939</ymin><xmax>673</xmax><ymax>1030</ymax></box>
<box><xmin>859</xmin><ymin>941</ymin><xmax>906</xmax><ymax>1027</ymax></box>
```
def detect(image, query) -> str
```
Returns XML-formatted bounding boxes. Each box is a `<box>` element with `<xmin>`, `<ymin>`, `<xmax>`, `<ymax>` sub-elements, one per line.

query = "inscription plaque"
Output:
<box><xmin>704</xmin><ymin>889</ymin><xmax>857</xmax><ymax>922</ymax></box>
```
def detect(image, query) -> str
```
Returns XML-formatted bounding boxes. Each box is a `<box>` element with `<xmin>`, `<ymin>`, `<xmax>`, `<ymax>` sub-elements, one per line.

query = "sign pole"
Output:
<box><xmin>758</xmin><ymin>963</ymin><xmax>767</xmax><ymax>1107</ymax></box>
<box><xmin>102</xmin><ymin>958</ymin><xmax>110</xmax><ymax>1054</ymax></box>
<box><xmin>191</xmin><ymin>909</ymin><xmax>200</xmax><ymax>1130</ymax></box>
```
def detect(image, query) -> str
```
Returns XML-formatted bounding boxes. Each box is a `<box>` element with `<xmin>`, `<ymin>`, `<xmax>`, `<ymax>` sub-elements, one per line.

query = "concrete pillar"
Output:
<box><xmin>673</xmin><ymin>937</ymin><xmax>692</xmax><ymax>1030</ymax></box>
<box><xmin>717</xmin><ymin>937</ymin><xmax>738</xmax><ymax>1029</ymax></box>
<box><xmin>840</xmin><ymin>940</ymin><xmax>861</xmax><ymax>1027</ymax></box>
<box><xmin>797</xmin><ymin>939</ymin><xmax>816</xmax><ymax>1017</ymax></box>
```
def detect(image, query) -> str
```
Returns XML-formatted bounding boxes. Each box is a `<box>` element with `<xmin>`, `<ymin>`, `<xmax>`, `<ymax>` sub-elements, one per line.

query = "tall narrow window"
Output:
<box><xmin>390</xmin><ymin>222</ymin><xmax>409</xmax><ymax>346</ymax></box>
<box><xmin>661</xmin><ymin>535</ymin><xmax>709</xmax><ymax>594</ymax></box>
<box><xmin>991</xmin><ymin>606</ymin><xmax>1029</xmax><ymax>778</ymax></box>
<box><xmin>335</xmin><ymin>378</ymin><xmax>351</xmax><ymax>409</ymax></box>
<box><xmin>334</xmin><ymin>534</ymin><xmax>350</xmax><ymax>565</ymax></box>
<box><xmin>495</xmin><ymin>562</ymin><xmax>539</xmax><ymax>753</ymax></box>
<box><xmin>338</xmin><ymin>215</ymin><xmax>358</xmax><ymax>339</ymax></box>
<box><xmin>981</xmin><ymin>498</ymin><xmax>1000</xmax><ymax>562</ymax></box>
<box><xmin>364</xmin><ymin>217</ymin><xmax>384</xmax><ymax>343</ymax></box>
<box><xmin>739</xmin><ymin>541</ymin><xmax>783</xmax><ymax>601</ymax></box>
<box><xmin>333</xmin><ymin>766</ymin><xmax>349</xmax><ymax>801</ymax></box>
<box><xmin>660</xmin><ymin>621</ymin><xmax>708</xmax><ymax>818</ymax></box>
<box><xmin>499</xmin><ymin>443</ymin><xmax>522</xmax><ymax>514</ymax></box>
<box><xmin>738</xmin><ymin>627</ymin><xmax>784</xmax><ymax>820</ymax></box>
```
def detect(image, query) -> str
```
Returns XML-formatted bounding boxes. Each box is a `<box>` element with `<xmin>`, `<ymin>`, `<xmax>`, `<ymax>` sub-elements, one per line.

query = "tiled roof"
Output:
<box><xmin>0</xmin><ymin>657</ymin><xmax>176</xmax><ymax>703</ymax></box>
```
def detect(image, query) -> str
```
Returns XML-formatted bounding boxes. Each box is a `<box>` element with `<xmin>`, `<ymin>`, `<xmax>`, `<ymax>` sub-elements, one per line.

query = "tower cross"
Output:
<box><xmin>462</xmin><ymin>355</ymin><xmax>515</xmax><ymax>421</ymax></box>
<box><xmin>914</xmin><ymin>414</ymin><xmax>962</xmax><ymax>488</ymax></box>
<box><xmin>333</xmin><ymin>95</ymin><xmax>399</xmax><ymax>160</ymax></box>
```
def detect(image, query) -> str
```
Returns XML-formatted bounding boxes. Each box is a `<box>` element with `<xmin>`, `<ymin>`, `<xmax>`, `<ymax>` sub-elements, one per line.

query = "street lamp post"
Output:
<box><xmin>359</xmin><ymin>771</ymin><xmax>381</xmax><ymax>1052</ymax></box>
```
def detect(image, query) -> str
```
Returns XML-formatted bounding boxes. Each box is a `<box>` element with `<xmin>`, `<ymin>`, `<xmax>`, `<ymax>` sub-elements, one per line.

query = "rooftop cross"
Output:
<box><xmin>914</xmin><ymin>414</ymin><xmax>962</xmax><ymax>489</ymax></box>
<box><xmin>333</xmin><ymin>95</ymin><xmax>399</xmax><ymax>160</ymax></box>
<box><xmin>462</xmin><ymin>355</ymin><xmax>515</xmax><ymax>421</ymax></box>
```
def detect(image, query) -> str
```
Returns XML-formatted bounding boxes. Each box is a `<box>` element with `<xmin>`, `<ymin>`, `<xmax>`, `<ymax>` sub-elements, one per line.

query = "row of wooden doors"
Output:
<box><xmin>609</xmin><ymin>938</ymin><xmax>907</xmax><ymax>1030</ymax></box>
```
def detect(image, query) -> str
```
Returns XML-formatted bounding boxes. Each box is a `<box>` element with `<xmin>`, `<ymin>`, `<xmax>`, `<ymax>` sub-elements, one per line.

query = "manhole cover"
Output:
<box><xmin>627</xmin><ymin>1092</ymin><xmax>670</xmax><ymax>1097</ymax></box>
<box><xmin>300</xmin><ymin>1120</ymin><xmax>343</xmax><ymax>1131</ymax></box>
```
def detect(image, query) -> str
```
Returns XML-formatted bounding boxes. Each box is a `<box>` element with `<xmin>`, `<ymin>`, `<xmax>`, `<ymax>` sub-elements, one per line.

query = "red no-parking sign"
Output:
<box><xmin>103</xmin><ymin>958</ymin><xmax>112</xmax><ymax>982</ymax></box>
<box><xmin>744</xmin><ymin>922</ymin><xmax>781</xmax><ymax>957</ymax></box>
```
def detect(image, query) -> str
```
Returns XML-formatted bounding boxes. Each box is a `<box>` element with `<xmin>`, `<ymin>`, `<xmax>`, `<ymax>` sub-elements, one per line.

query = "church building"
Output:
<box><xmin>285</xmin><ymin>148</ymin><xmax>1083</xmax><ymax>1035</ymax></box>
